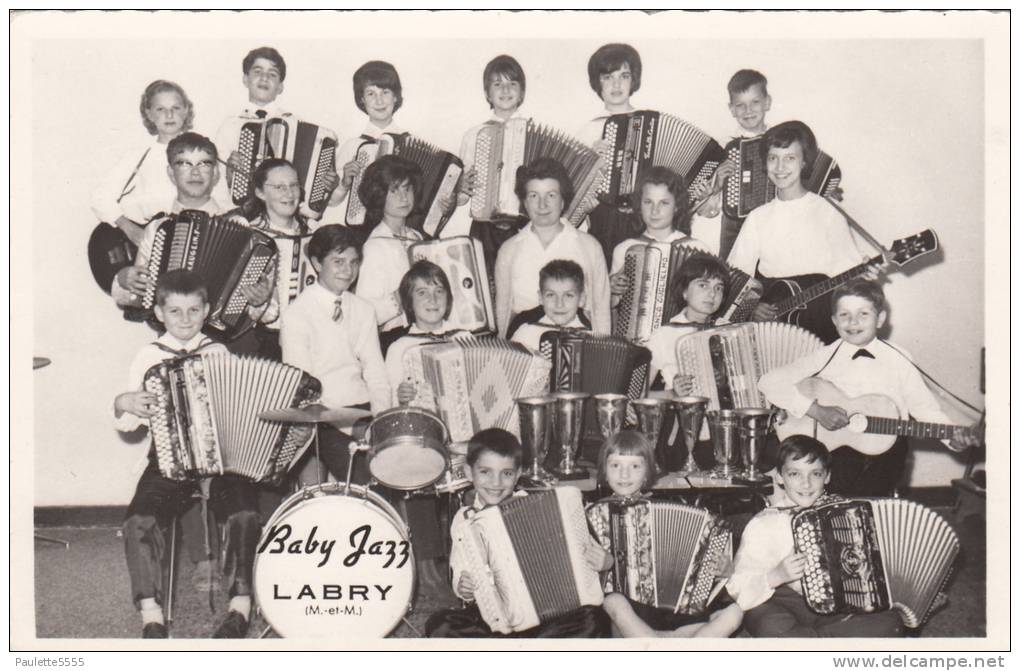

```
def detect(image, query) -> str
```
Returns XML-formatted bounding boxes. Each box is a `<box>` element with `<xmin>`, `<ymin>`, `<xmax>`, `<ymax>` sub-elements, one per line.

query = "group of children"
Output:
<box><xmin>100</xmin><ymin>42</ymin><xmax>980</xmax><ymax>640</ymax></box>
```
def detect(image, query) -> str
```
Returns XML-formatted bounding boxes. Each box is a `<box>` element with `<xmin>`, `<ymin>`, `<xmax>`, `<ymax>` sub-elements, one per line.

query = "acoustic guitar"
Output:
<box><xmin>775</xmin><ymin>377</ymin><xmax>982</xmax><ymax>456</ymax></box>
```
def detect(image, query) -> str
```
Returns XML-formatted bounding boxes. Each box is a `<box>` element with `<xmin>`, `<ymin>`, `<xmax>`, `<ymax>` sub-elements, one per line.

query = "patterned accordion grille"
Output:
<box><xmin>231</xmin><ymin>123</ymin><xmax>259</xmax><ymax>205</ymax></box>
<box><xmin>143</xmin><ymin>353</ymin><xmax>321</xmax><ymax>481</ymax></box>
<box><xmin>500</xmin><ymin>489</ymin><xmax>582</xmax><ymax>621</ymax></box>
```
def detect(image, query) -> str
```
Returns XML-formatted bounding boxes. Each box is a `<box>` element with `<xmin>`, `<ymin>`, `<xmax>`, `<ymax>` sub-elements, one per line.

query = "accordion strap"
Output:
<box><xmin>150</xmin><ymin>337</ymin><xmax>218</xmax><ymax>359</ymax></box>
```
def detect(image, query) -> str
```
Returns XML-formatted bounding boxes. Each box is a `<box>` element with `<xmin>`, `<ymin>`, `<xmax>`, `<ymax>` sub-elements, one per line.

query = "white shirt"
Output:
<box><xmin>726</xmin><ymin>506</ymin><xmax>799</xmax><ymax>610</ymax></box>
<box><xmin>280</xmin><ymin>282</ymin><xmax>390</xmax><ymax>415</ymax></box>
<box><xmin>645</xmin><ymin>309</ymin><xmax>723</xmax><ymax>391</ymax></box>
<box><xmin>213</xmin><ymin>99</ymin><xmax>289</xmax><ymax>208</ymax></box>
<box><xmin>689</xmin><ymin>211</ymin><xmax>722</xmax><ymax>256</ymax></box>
<box><xmin>494</xmin><ymin>221</ymin><xmax>611</xmax><ymax>337</ymax></box>
<box><xmin>726</xmin><ymin>191</ymin><xmax>865</xmax><ymax>279</ymax></box>
<box><xmin>245</xmin><ymin>214</ymin><xmax>319</xmax><ymax>330</ymax></box>
<box><xmin>114</xmin><ymin>333</ymin><xmax>226</xmax><ymax>433</ymax></box>
<box><xmin>511</xmin><ymin>316</ymin><xmax>588</xmax><ymax>353</ymax></box>
<box><xmin>356</xmin><ymin>222</ymin><xmax>423</xmax><ymax>330</ymax></box>
<box><xmin>111</xmin><ymin>197</ymin><xmax>229</xmax><ymax>305</ymax></box>
<box><xmin>448</xmin><ymin>490</ymin><xmax>530</xmax><ymax>601</ymax></box>
<box><xmin>92</xmin><ymin>136</ymin><xmax>177</xmax><ymax>225</ymax></box>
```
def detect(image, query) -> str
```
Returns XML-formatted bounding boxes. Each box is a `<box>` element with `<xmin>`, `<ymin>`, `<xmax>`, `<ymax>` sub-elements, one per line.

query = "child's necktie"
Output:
<box><xmin>332</xmin><ymin>297</ymin><xmax>343</xmax><ymax>323</ymax></box>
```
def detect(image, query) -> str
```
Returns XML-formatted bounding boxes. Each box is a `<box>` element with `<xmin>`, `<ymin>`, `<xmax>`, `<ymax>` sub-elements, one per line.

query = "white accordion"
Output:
<box><xmin>403</xmin><ymin>336</ymin><xmax>550</xmax><ymax>443</ymax></box>
<box><xmin>453</xmin><ymin>487</ymin><xmax>604</xmax><ymax>633</ymax></box>
<box><xmin>407</xmin><ymin>236</ymin><xmax>495</xmax><ymax>334</ymax></box>
<box><xmin>674</xmin><ymin>322</ymin><xmax>824</xmax><ymax>411</ymax></box>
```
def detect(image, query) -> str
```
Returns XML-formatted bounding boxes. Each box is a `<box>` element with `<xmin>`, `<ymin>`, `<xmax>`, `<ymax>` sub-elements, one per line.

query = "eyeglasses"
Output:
<box><xmin>172</xmin><ymin>160</ymin><xmax>215</xmax><ymax>172</ymax></box>
<box><xmin>263</xmin><ymin>183</ymin><xmax>302</xmax><ymax>194</ymax></box>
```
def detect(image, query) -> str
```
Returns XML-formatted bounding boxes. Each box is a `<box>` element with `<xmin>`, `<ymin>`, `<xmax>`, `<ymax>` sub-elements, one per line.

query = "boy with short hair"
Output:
<box><xmin>727</xmin><ymin>435</ymin><xmax>904</xmax><ymax>638</ymax></box>
<box><xmin>280</xmin><ymin>224</ymin><xmax>390</xmax><ymax>483</ymax></box>
<box><xmin>758</xmin><ymin>280</ymin><xmax>978</xmax><ymax>496</ymax></box>
<box><xmin>115</xmin><ymin>269</ymin><xmax>259</xmax><ymax>639</ymax></box>
<box><xmin>426</xmin><ymin>429</ymin><xmax>611</xmax><ymax>638</ymax></box>
<box><xmin>508</xmin><ymin>259</ymin><xmax>592</xmax><ymax>351</ymax></box>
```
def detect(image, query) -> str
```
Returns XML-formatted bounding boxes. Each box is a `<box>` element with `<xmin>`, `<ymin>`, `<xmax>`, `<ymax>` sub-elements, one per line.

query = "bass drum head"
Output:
<box><xmin>254</xmin><ymin>485</ymin><xmax>415</xmax><ymax>639</ymax></box>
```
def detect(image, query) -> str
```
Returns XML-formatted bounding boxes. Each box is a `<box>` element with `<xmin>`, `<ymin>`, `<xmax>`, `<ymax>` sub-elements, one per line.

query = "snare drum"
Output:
<box><xmin>433</xmin><ymin>441</ymin><xmax>470</xmax><ymax>494</ymax></box>
<box><xmin>367</xmin><ymin>407</ymin><xmax>448</xmax><ymax>490</ymax></box>
<box><xmin>254</xmin><ymin>483</ymin><xmax>416</xmax><ymax>639</ymax></box>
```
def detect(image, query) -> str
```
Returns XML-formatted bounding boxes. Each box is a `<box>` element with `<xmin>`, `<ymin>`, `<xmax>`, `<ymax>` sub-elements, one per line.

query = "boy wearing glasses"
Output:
<box><xmin>112</xmin><ymin>133</ymin><xmax>270</xmax><ymax>314</ymax></box>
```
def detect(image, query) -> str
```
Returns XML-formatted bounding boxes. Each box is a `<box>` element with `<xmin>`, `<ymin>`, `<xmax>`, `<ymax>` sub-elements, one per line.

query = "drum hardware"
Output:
<box><xmin>33</xmin><ymin>355</ymin><xmax>69</xmax><ymax>549</ymax></box>
<box><xmin>732</xmin><ymin>408</ymin><xmax>776</xmax><ymax>485</ymax></box>
<box><xmin>674</xmin><ymin>396</ymin><xmax>709</xmax><ymax>477</ymax></box>
<box><xmin>550</xmin><ymin>391</ymin><xmax>590</xmax><ymax>480</ymax></box>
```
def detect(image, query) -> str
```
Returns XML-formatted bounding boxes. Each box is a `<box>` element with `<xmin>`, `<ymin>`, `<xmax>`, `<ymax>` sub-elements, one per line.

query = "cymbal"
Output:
<box><xmin>33</xmin><ymin>357</ymin><xmax>51</xmax><ymax>370</ymax></box>
<box><xmin>259</xmin><ymin>404</ymin><xmax>372</xmax><ymax>426</ymax></box>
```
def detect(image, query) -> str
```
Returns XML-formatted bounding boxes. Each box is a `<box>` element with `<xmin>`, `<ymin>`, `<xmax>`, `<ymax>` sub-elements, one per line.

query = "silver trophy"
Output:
<box><xmin>630</xmin><ymin>397</ymin><xmax>672</xmax><ymax>469</ymax></box>
<box><xmin>593</xmin><ymin>393</ymin><xmax>629</xmax><ymax>443</ymax></box>
<box><xmin>517</xmin><ymin>396</ymin><xmax>557</xmax><ymax>485</ymax></box>
<box><xmin>706</xmin><ymin>409</ymin><xmax>741</xmax><ymax>479</ymax></box>
<box><xmin>674</xmin><ymin>396</ymin><xmax>709</xmax><ymax>476</ymax></box>
<box><xmin>551</xmin><ymin>391</ymin><xmax>590</xmax><ymax>479</ymax></box>
<box><xmin>735</xmin><ymin>408</ymin><xmax>775</xmax><ymax>483</ymax></box>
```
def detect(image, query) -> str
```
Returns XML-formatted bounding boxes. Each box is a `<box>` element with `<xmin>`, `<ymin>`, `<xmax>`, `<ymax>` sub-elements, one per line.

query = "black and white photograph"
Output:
<box><xmin>10</xmin><ymin>9</ymin><xmax>1010</xmax><ymax>657</ymax></box>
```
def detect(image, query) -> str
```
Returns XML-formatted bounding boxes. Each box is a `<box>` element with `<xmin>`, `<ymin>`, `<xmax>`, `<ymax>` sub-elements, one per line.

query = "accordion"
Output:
<box><xmin>722</xmin><ymin>135</ymin><xmax>842</xmax><ymax>219</ymax></box>
<box><xmin>345</xmin><ymin>132</ymin><xmax>463</xmax><ymax>236</ymax></box>
<box><xmin>587</xmin><ymin>498</ymin><xmax>732</xmax><ymax>614</ymax></box>
<box><xmin>453</xmin><ymin>487</ymin><xmax>604</xmax><ymax>633</ymax></box>
<box><xmin>403</xmin><ymin>336</ymin><xmax>551</xmax><ymax>443</ymax></box>
<box><xmin>141</xmin><ymin>211</ymin><xmax>277</xmax><ymax>340</ymax></box>
<box><xmin>540</xmin><ymin>331</ymin><xmax>651</xmax><ymax>452</ymax></box>
<box><xmin>674</xmin><ymin>322</ymin><xmax>824</xmax><ymax>411</ymax></box>
<box><xmin>407</xmin><ymin>236</ymin><xmax>495</xmax><ymax>334</ymax></box>
<box><xmin>231</xmin><ymin>116</ymin><xmax>338</xmax><ymax>216</ymax></box>
<box><xmin>466</xmin><ymin>118</ymin><xmax>604</xmax><ymax>226</ymax></box>
<box><xmin>793</xmin><ymin>499</ymin><xmax>959</xmax><ymax>628</ymax></box>
<box><xmin>613</xmin><ymin>240</ymin><xmax>762</xmax><ymax>344</ymax></box>
<box><xmin>144</xmin><ymin>352</ymin><xmax>322</xmax><ymax>482</ymax></box>
<box><xmin>598</xmin><ymin>112</ymin><xmax>726</xmax><ymax>208</ymax></box>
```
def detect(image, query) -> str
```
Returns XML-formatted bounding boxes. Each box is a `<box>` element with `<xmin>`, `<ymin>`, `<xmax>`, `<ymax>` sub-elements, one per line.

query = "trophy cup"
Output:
<box><xmin>593</xmin><ymin>393</ymin><xmax>628</xmax><ymax>443</ymax></box>
<box><xmin>551</xmin><ymin>391</ymin><xmax>590</xmax><ymax>480</ymax></box>
<box><xmin>517</xmin><ymin>395</ymin><xmax>557</xmax><ymax>486</ymax></box>
<box><xmin>706</xmin><ymin>409</ymin><xmax>741</xmax><ymax>479</ymax></box>
<box><xmin>630</xmin><ymin>397</ymin><xmax>672</xmax><ymax>470</ymax></box>
<box><xmin>674</xmin><ymin>396</ymin><xmax>709</xmax><ymax>476</ymax></box>
<box><xmin>734</xmin><ymin>408</ymin><xmax>775</xmax><ymax>484</ymax></box>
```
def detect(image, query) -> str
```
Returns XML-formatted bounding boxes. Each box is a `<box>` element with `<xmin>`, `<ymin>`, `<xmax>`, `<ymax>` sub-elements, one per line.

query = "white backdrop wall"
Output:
<box><xmin>18</xmin><ymin>12</ymin><xmax>997</xmax><ymax>506</ymax></box>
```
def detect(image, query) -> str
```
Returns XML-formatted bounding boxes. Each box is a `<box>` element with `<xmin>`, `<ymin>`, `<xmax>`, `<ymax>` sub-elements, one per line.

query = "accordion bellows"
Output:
<box><xmin>598</xmin><ymin>111</ymin><xmax>726</xmax><ymax>206</ymax></box>
<box><xmin>407</xmin><ymin>236</ymin><xmax>495</xmax><ymax>334</ymax></box>
<box><xmin>142</xmin><ymin>211</ymin><xmax>277</xmax><ymax>340</ymax></box>
<box><xmin>454</xmin><ymin>487</ymin><xmax>604</xmax><ymax>633</ymax></box>
<box><xmin>674</xmin><ymin>322</ymin><xmax>824</xmax><ymax>411</ymax></box>
<box><xmin>793</xmin><ymin>499</ymin><xmax>960</xmax><ymax>628</ymax></box>
<box><xmin>613</xmin><ymin>241</ymin><xmax>761</xmax><ymax>343</ymax></box>
<box><xmin>346</xmin><ymin>132</ymin><xmax>463</xmax><ymax>236</ymax></box>
<box><xmin>587</xmin><ymin>498</ymin><xmax>732</xmax><ymax>614</ymax></box>
<box><xmin>144</xmin><ymin>352</ymin><xmax>322</xmax><ymax>482</ymax></box>
<box><xmin>231</xmin><ymin>116</ymin><xmax>338</xmax><ymax>214</ymax></box>
<box><xmin>468</xmin><ymin>118</ymin><xmax>604</xmax><ymax>226</ymax></box>
<box><xmin>723</xmin><ymin>135</ymin><xmax>842</xmax><ymax>219</ymax></box>
<box><xmin>403</xmin><ymin>336</ymin><xmax>550</xmax><ymax>443</ymax></box>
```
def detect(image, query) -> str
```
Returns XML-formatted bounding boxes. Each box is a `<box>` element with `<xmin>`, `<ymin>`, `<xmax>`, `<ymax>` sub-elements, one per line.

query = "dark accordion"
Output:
<box><xmin>453</xmin><ymin>487</ymin><xmax>604</xmax><ymax>633</ymax></box>
<box><xmin>230</xmin><ymin>116</ymin><xmax>338</xmax><ymax>215</ymax></box>
<box><xmin>613</xmin><ymin>240</ymin><xmax>762</xmax><ymax>344</ymax></box>
<box><xmin>722</xmin><ymin>135</ymin><xmax>842</xmax><ymax>219</ymax></box>
<box><xmin>407</xmin><ymin>236</ymin><xmax>495</xmax><ymax>334</ymax></box>
<box><xmin>793</xmin><ymin>499</ymin><xmax>959</xmax><ymax>628</ymax></box>
<box><xmin>403</xmin><ymin>336</ymin><xmax>551</xmax><ymax>443</ymax></box>
<box><xmin>141</xmin><ymin>211</ymin><xmax>277</xmax><ymax>340</ymax></box>
<box><xmin>587</xmin><ymin>498</ymin><xmax>732</xmax><ymax>614</ymax></box>
<box><xmin>345</xmin><ymin>132</ymin><xmax>463</xmax><ymax>236</ymax></box>
<box><xmin>144</xmin><ymin>352</ymin><xmax>322</xmax><ymax>482</ymax></box>
<box><xmin>540</xmin><ymin>331</ymin><xmax>651</xmax><ymax>447</ymax></box>
<box><xmin>674</xmin><ymin>322</ymin><xmax>824</xmax><ymax>411</ymax></box>
<box><xmin>466</xmin><ymin>118</ymin><xmax>604</xmax><ymax>226</ymax></box>
<box><xmin>597</xmin><ymin>111</ymin><xmax>726</xmax><ymax>207</ymax></box>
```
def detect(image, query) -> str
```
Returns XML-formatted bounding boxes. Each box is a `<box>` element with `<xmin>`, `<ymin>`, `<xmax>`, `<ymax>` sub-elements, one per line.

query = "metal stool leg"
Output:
<box><xmin>165</xmin><ymin>516</ymin><xmax>179</xmax><ymax>636</ymax></box>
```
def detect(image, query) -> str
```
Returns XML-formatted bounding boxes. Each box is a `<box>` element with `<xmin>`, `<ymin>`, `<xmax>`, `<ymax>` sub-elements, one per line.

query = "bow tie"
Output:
<box><xmin>254</xmin><ymin>109</ymin><xmax>268</xmax><ymax>119</ymax></box>
<box><xmin>852</xmin><ymin>349</ymin><xmax>876</xmax><ymax>360</ymax></box>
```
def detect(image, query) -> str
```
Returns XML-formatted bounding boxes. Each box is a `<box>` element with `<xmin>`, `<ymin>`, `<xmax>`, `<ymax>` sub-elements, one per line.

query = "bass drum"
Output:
<box><xmin>254</xmin><ymin>483</ymin><xmax>416</xmax><ymax>639</ymax></box>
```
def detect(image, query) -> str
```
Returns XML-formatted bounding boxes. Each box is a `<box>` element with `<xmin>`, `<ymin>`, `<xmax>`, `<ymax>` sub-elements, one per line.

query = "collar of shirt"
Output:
<box><xmin>157</xmin><ymin>331</ymin><xmax>210</xmax><ymax>353</ymax></box>
<box><xmin>537</xmin><ymin>315</ymin><xmax>585</xmax><ymax>329</ymax></box>
<box><xmin>251</xmin><ymin>213</ymin><xmax>304</xmax><ymax>236</ymax></box>
<box><xmin>408</xmin><ymin>323</ymin><xmax>448</xmax><ymax>336</ymax></box>
<box><xmin>640</xmin><ymin>230</ymin><xmax>688</xmax><ymax>244</ymax></box>
<box><xmin>361</xmin><ymin>120</ymin><xmax>405</xmax><ymax>139</ymax></box>
<box><xmin>524</xmin><ymin>219</ymin><xmax>576</xmax><ymax>245</ymax></box>
<box><xmin>731</xmin><ymin>124</ymin><xmax>768</xmax><ymax>140</ymax></box>
<box><xmin>667</xmin><ymin>308</ymin><xmax>705</xmax><ymax>326</ymax></box>
<box><xmin>369</xmin><ymin>222</ymin><xmax>421</xmax><ymax>243</ymax></box>
<box><xmin>172</xmin><ymin>197</ymin><xmax>222</xmax><ymax>216</ymax></box>
<box><xmin>489</xmin><ymin>108</ymin><xmax>526</xmax><ymax>123</ymax></box>
<box><xmin>241</xmin><ymin>101</ymin><xmax>286</xmax><ymax>119</ymax></box>
<box><xmin>306</xmin><ymin>281</ymin><xmax>351</xmax><ymax>313</ymax></box>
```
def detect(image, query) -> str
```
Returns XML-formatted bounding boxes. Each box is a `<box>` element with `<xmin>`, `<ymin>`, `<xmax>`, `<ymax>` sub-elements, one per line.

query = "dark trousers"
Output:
<box><xmin>225</xmin><ymin>326</ymin><xmax>281</xmax><ymax>361</ymax></box>
<box><xmin>744</xmin><ymin>586</ymin><xmax>904</xmax><ymax>638</ymax></box>
<box><xmin>586</xmin><ymin>204</ymin><xmax>643</xmax><ymax>267</ymax></box>
<box><xmin>827</xmin><ymin>437</ymin><xmax>910</xmax><ymax>497</ymax></box>
<box><xmin>426</xmin><ymin>603</ymin><xmax>610</xmax><ymax>638</ymax></box>
<box><xmin>123</xmin><ymin>458</ymin><xmax>260</xmax><ymax>608</ymax></box>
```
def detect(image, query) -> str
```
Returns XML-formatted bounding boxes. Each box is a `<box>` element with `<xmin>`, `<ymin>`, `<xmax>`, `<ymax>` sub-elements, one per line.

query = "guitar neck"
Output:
<box><xmin>775</xmin><ymin>256</ymin><xmax>881</xmax><ymax>316</ymax></box>
<box><xmin>864</xmin><ymin>416</ymin><xmax>960</xmax><ymax>440</ymax></box>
